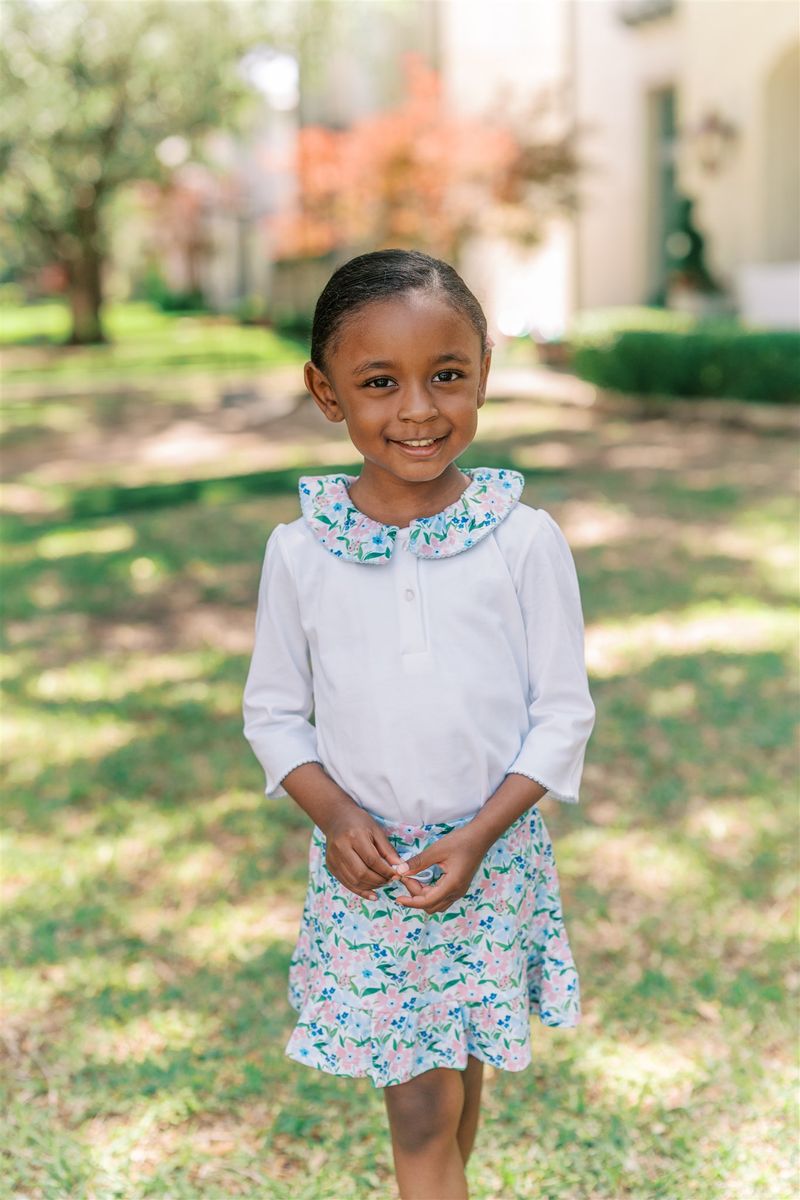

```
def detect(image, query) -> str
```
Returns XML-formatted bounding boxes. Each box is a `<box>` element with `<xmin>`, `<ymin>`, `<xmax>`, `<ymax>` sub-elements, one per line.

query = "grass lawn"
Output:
<box><xmin>0</xmin><ymin>300</ymin><xmax>307</xmax><ymax>384</ymax></box>
<box><xmin>1</xmin><ymin>402</ymin><xmax>797</xmax><ymax>1198</ymax></box>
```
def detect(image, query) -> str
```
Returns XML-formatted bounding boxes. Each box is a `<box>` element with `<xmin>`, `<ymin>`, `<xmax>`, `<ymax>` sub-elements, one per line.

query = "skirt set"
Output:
<box><xmin>241</xmin><ymin>468</ymin><xmax>596</xmax><ymax>1090</ymax></box>
<box><xmin>286</xmin><ymin>804</ymin><xmax>580</xmax><ymax>1089</ymax></box>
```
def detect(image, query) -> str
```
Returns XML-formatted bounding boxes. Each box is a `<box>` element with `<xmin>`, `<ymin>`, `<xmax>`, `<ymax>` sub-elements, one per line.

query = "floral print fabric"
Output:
<box><xmin>298</xmin><ymin>466</ymin><xmax>525</xmax><ymax>563</ymax></box>
<box><xmin>286</xmin><ymin>804</ymin><xmax>580</xmax><ymax>1088</ymax></box>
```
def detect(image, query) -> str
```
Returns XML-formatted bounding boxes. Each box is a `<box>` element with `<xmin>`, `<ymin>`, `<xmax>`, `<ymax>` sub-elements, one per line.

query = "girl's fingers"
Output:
<box><xmin>394</xmin><ymin>876</ymin><xmax>453</xmax><ymax>910</ymax></box>
<box><xmin>359</xmin><ymin>838</ymin><xmax>403</xmax><ymax>881</ymax></box>
<box><xmin>398</xmin><ymin>874</ymin><xmax>425</xmax><ymax>897</ymax></box>
<box><xmin>371</xmin><ymin>831</ymin><xmax>409</xmax><ymax>877</ymax></box>
<box><xmin>338</xmin><ymin>846</ymin><xmax>387</xmax><ymax>889</ymax></box>
<box><xmin>400</xmin><ymin>848</ymin><xmax>439</xmax><ymax>877</ymax></box>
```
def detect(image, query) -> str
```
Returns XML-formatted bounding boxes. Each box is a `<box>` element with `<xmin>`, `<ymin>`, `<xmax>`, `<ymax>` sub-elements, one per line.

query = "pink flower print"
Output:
<box><xmin>485</xmin><ymin>954</ymin><xmax>507</xmax><ymax>979</ymax></box>
<box><xmin>381</xmin><ymin>910</ymin><xmax>412</xmax><ymax>946</ymax></box>
<box><xmin>331</xmin><ymin>947</ymin><xmax>350</xmax><ymax>971</ymax></box>
<box><xmin>286</xmin><ymin>803</ymin><xmax>581</xmax><ymax>1087</ymax></box>
<box><xmin>374</xmin><ymin>993</ymin><xmax>402</xmax><ymax>1017</ymax></box>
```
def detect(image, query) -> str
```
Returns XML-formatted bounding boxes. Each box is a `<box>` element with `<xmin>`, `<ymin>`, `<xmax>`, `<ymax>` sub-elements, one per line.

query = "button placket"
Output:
<box><xmin>396</xmin><ymin>539</ymin><xmax>427</xmax><ymax>654</ymax></box>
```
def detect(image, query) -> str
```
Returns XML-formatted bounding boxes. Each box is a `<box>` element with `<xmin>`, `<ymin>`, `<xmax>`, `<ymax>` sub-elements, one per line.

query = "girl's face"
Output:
<box><xmin>304</xmin><ymin>290</ymin><xmax>490</xmax><ymax>486</ymax></box>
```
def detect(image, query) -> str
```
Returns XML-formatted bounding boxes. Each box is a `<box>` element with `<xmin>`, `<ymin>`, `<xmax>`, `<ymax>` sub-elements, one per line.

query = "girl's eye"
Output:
<box><xmin>434</xmin><ymin>369</ymin><xmax>463</xmax><ymax>383</ymax></box>
<box><xmin>363</xmin><ymin>377</ymin><xmax>395</xmax><ymax>389</ymax></box>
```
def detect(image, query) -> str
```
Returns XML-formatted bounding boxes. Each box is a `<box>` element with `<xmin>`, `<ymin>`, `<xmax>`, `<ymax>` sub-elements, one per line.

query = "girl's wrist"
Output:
<box><xmin>468</xmin><ymin>774</ymin><xmax>547</xmax><ymax>850</ymax></box>
<box><xmin>280</xmin><ymin>762</ymin><xmax>364</xmax><ymax>837</ymax></box>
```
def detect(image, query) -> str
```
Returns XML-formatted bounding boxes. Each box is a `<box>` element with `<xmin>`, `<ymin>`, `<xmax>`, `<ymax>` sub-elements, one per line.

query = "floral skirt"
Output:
<box><xmin>285</xmin><ymin>804</ymin><xmax>580</xmax><ymax>1088</ymax></box>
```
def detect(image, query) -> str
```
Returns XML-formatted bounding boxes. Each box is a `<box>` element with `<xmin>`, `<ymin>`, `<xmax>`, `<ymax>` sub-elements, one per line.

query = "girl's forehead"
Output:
<box><xmin>337</xmin><ymin>292</ymin><xmax>480</xmax><ymax>356</ymax></box>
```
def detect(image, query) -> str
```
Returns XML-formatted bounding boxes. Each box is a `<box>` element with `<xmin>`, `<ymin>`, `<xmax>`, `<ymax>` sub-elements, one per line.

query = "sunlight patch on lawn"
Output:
<box><xmin>575</xmin><ymin>1034</ymin><xmax>703</xmax><ymax>1109</ymax></box>
<box><xmin>33</xmin><ymin>651</ymin><xmax>212</xmax><ymax>702</ymax></box>
<box><xmin>483</xmin><ymin>399</ymin><xmax>591</xmax><ymax>438</ymax></box>
<box><xmin>0</xmin><ymin>966</ymin><xmax>59</xmax><ymax>1012</ymax></box>
<box><xmin>553</xmin><ymin>498</ymin><xmax>637</xmax><ymax>548</ymax></box>
<box><xmin>83</xmin><ymin>1008</ymin><xmax>218</xmax><ymax>1066</ymax></box>
<box><xmin>685</xmin><ymin>799</ymin><xmax>782</xmax><ymax>860</ymax></box>
<box><xmin>3</xmin><ymin>711</ymin><xmax>136</xmax><ymax>774</ymax></box>
<box><xmin>647</xmin><ymin>681</ymin><xmax>697</xmax><ymax>717</ymax></box>
<box><xmin>86</xmin><ymin>1091</ymin><xmax>207</xmax><ymax>1191</ymax></box>
<box><xmin>35</xmin><ymin>523</ymin><xmax>137</xmax><ymax>560</ymax></box>
<box><xmin>179</xmin><ymin>897</ymin><xmax>301</xmax><ymax>964</ymax></box>
<box><xmin>697</xmin><ymin>1063</ymin><xmax>797</xmax><ymax>1200</ymax></box>
<box><xmin>85</xmin><ymin>1104</ymin><xmax>270</xmax><ymax>1192</ymax></box>
<box><xmin>586</xmin><ymin>601</ymin><xmax>796</xmax><ymax>677</ymax></box>
<box><xmin>566</xmin><ymin>828</ymin><xmax>708</xmax><ymax>899</ymax></box>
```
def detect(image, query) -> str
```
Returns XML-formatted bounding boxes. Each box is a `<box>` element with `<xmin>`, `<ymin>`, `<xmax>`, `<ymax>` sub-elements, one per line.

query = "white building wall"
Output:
<box><xmin>438</xmin><ymin>0</ymin><xmax>575</xmax><ymax>338</ymax></box>
<box><xmin>573</xmin><ymin>1</ymin><xmax>680</xmax><ymax>310</ymax></box>
<box><xmin>440</xmin><ymin>0</ymin><xmax>799</xmax><ymax>329</ymax></box>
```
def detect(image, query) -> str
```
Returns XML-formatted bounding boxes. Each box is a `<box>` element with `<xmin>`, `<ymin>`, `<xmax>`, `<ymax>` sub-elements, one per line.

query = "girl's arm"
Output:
<box><xmin>397</xmin><ymin>511</ymin><xmax>595</xmax><ymax>913</ymax></box>
<box><xmin>503</xmin><ymin>507</ymin><xmax>596</xmax><ymax>806</ymax></box>
<box><xmin>242</xmin><ymin>526</ymin><xmax>407</xmax><ymax>899</ymax></box>
<box><xmin>242</xmin><ymin>524</ymin><xmax>323</xmax><ymax>796</ymax></box>
<box><xmin>466</xmin><ymin>509</ymin><xmax>595</xmax><ymax>856</ymax></box>
<box><xmin>280</xmin><ymin>762</ymin><xmax>410</xmax><ymax>901</ymax></box>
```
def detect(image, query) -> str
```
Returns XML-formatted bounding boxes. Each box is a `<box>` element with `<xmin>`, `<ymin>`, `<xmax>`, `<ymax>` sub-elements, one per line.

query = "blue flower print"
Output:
<box><xmin>285</xmin><ymin>805</ymin><xmax>581</xmax><ymax>1088</ymax></box>
<box><xmin>296</xmin><ymin>467</ymin><xmax>524</xmax><ymax>563</ymax></box>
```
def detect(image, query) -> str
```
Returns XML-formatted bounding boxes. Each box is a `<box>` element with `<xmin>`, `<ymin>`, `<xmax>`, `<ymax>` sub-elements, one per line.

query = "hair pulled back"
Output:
<box><xmin>309</xmin><ymin>248</ymin><xmax>489</xmax><ymax>373</ymax></box>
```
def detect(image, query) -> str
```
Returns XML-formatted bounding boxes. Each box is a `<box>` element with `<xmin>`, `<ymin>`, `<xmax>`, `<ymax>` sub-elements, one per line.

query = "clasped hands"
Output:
<box><xmin>323</xmin><ymin>807</ymin><xmax>487</xmax><ymax>916</ymax></box>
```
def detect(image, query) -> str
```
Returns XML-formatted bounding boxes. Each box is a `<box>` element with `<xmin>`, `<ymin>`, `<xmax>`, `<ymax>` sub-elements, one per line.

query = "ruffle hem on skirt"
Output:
<box><xmin>285</xmin><ymin>803</ymin><xmax>580</xmax><ymax>1088</ymax></box>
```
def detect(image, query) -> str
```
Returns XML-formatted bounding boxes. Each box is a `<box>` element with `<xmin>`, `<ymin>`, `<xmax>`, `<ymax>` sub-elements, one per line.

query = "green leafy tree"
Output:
<box><xmin>0</xmin><ymin>0</ymin><xmax>277</xmax><ymax>343</ymax></box>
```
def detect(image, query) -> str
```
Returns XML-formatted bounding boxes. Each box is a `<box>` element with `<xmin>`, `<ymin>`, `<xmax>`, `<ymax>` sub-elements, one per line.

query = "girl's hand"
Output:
<box><xmin>394</xmin><ymin>827</ymin><xmax>490</xmax><ymax>915</ymax></box>
<box><xmin>323</xmin><ymin>807</ymin><xmax>409</xmax><ymax>902</ymax></box>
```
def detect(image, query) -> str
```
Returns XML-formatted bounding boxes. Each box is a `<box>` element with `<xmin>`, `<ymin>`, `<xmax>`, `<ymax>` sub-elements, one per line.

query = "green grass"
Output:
<box><xmin>0</xmin><ymin>300</ymin><xmax>307</xmax><ymax>382</ymax></box>
<box><xmin>2</xmin><ymin>408</ymin><xmax>798</xmax><ymax>1197</ymax></box>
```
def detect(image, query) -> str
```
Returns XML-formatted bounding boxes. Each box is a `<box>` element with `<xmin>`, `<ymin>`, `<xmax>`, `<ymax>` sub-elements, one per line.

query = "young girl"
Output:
<box><xmin>242</xmin><ymin>249</ymin><xmax>596</xmax><ymax>1200</ymax></box>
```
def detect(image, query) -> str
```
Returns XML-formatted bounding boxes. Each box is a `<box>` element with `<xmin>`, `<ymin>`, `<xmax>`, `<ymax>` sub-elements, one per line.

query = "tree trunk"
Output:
<box><xmin>65</xmin><ymin>202</ymin><xmax>107</xmax><ymax>345</ymax></box>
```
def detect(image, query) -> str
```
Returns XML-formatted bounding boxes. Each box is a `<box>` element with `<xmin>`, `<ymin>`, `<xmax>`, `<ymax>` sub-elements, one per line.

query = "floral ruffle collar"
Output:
<box><xmin>298</xmin><ymin>467</ymin><xmax>524</xmax><ymax>564</ymax></box>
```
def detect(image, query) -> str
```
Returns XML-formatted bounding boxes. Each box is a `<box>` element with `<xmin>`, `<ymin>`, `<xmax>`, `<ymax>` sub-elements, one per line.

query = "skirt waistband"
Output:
<box><xmin>352</xmin><ymin>803</ymin><xmax>539</xmax><ymax>841</ymax></box>
<box><xmin>357</xmin><ymin>805</ymin><xmax>481</xmax><ymax>838</ymax></box>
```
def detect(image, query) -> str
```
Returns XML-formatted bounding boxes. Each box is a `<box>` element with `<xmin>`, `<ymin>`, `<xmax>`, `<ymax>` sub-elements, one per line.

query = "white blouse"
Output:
<box><xmin>242</xmin><ymin>467</ymin><xmax>596</xmax><ymax>825</ymax></box>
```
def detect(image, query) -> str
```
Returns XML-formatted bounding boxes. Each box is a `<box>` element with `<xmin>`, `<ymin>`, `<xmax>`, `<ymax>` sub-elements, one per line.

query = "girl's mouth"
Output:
<box><xmin>389</xmin><ymin>435</ymin><xmax>449</xmax><ymax>459</ymax></box>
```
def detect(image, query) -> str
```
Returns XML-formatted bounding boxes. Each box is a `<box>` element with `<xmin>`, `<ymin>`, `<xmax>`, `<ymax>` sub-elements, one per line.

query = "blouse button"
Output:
<box><xmin>404</xmin><ymin>588</ymin><xmax>415</xmax><ymax>601</ymax></box>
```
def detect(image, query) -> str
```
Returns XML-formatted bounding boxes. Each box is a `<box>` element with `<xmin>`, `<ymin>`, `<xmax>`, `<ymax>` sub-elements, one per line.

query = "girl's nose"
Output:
<box><xmin>397</xmin><ymin>385</ymin><xmax>439</xmax><ymax>422</ymax></box>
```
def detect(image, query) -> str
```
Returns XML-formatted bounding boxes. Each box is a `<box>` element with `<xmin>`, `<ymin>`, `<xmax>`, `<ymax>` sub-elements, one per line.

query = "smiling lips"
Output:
<box><xmin>389</xmin><ymin>434</ymin><xmax>449</xmax><ymax>457</ymax></box>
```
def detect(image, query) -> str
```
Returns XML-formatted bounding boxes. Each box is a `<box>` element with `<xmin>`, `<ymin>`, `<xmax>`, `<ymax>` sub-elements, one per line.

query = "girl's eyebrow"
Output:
<box><xmin>352</xmin><ymin>352</ymin><xmax>472</xmax><ymax>376</ymax></box>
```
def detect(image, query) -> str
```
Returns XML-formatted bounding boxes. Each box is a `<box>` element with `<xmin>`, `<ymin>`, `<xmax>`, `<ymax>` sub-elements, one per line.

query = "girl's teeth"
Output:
<box><xmin>402</xmin><ymin>439</ymin><xmax>436</xmax><ymax>446</ymax></box>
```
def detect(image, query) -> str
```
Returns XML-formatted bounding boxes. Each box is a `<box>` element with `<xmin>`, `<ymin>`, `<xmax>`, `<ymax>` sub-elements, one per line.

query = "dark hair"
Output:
<box><xmin>310</xmin><ymin>248</ymin><xmax>489</xmax><ymax>372</ymax></box>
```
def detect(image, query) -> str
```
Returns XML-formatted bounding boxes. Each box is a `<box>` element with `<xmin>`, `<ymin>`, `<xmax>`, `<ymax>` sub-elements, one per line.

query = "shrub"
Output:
<box><xmin>271</xmin><ymin>309</ymin><xmax>313</xmax><ymax>345</ymax></box>
<box><xmin>569</xmin><ymin>314</ymin><xmax>800</xmax><ymax>403</ymax></box>
<box><xmin>141</xmin><ymin>265</ymin><xmax>208</xmax><ymax>314</ymax></box>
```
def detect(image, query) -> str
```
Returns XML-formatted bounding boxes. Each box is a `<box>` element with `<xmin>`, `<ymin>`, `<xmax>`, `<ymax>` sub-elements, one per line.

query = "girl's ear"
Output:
<box><xmin>304</xmin><ymin>361</ymin><xmax>346</xmax><ymax>423</ymax></box>
<box><xmin>476</xmin><ymin>344</ymin><xmax>492</xmax><ymax>409</ymax></box>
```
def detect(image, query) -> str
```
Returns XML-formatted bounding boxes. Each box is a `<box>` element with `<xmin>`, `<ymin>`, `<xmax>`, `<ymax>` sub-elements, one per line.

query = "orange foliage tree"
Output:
<box><xmin>267</xmin><ymin>54</ymin><xmax>580</xmax><ymax>262</ymax></box>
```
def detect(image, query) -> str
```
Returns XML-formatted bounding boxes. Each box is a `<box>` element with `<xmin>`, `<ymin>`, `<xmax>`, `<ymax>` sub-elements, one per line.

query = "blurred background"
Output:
<box><xmin>2</xmin><ymin>1</ymin><xmax>798</xmax><ymax>1198</ymax></box>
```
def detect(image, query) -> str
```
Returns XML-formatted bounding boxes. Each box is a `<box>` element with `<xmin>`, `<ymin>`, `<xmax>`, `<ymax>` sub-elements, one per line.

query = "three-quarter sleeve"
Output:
<box><xmin>506</xmin><ymin>509</ymin><xmax>596</xmax><ymax>803</ymax></box>
<box><xmin>242</xmin><ymin>523</ymin><xmax>321</xmax><ymax>797</ymax></box>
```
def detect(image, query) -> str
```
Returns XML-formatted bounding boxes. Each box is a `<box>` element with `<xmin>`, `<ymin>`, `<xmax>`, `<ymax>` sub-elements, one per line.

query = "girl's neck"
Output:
<box><xmin>348</xmin><ymin>463</ymin><xmax>470</xmax><ymax>528</ymax></box>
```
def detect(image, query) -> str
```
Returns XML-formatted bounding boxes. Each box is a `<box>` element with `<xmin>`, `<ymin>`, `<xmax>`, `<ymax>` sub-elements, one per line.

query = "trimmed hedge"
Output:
<box><xmin>569</xmin><ymin>317</ymin><xmax>800</xmax><ymax>404</ymax></box>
